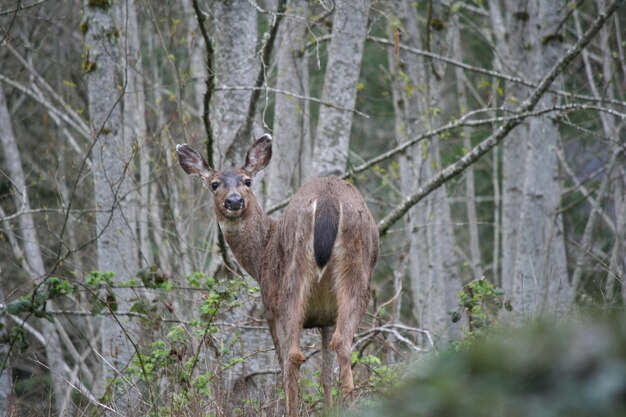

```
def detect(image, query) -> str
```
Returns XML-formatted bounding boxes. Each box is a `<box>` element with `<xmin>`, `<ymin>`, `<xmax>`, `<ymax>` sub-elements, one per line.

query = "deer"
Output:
<box><xmin>176</xmin><ymin>134</ymin><xmax>379</xmax><ymax>416</ymax></box>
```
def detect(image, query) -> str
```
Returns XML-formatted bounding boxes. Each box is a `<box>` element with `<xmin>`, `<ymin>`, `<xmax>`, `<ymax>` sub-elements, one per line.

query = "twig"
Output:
<box><xmin>0</xmin><ymin>0</ymin><xmax>49</xmax><ymax>16</ymax></box>
<box><xmin>214</xmin><ymin>86</ymin><xmax>370</xmax><ymax>119</ymax></box>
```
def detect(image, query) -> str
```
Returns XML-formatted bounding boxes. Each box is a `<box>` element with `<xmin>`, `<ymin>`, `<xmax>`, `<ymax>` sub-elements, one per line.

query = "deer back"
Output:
<box><xmin>261</xmin><ymin>176</ymin><xmax>379</xmax><ymax>328</ymax></box>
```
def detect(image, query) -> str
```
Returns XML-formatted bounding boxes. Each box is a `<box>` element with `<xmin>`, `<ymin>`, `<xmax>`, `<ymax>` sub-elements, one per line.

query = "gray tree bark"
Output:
<box><xmin>388</xmin><ymin>0</ymin><xmax>461</xmax><ymax>343</ymax></box>
<box><xmin>511</xmin><ymin>0</ymin><xmax>572</xmax><ymax>318</ymax></box>
<box><xmin>208</xmin><ymin>3</ymin><xmax>278</xmax><ymax>413</ymax></box>
<box><xmin>493</xmin><ymin>0</ymin><xmax>532</xmax><ymax>294</ymax></box>
<box><xmin>267</xmin><ymin>0</ymin><xmax>309</xmax><ymax>208</ymax></box>
<box><xmin>310</xmin><ymin>0</ymin><xmax>371</xmax><ymax>178</ymax></box>
<box><xmin>118</xmin><ymin>0</ymin><xmax>151</xmax><ymax>268</ymax></box>
<box><xmin>211</xmin><ymin>0</ymin><xmax>258</xmax><ymax>166</ymax></box>
<box><xmin>82</xmin><ymin>1</ymin><xmax>141</xmax><ymax>413</ymax></box>
<box><xmin>452</xmin><ymin>12</ymin><xmax>483</xmax><ymax>280</ymax></box>
<box><xmin>0</xmin><ymin>82</ymin><xmax>68</xmax><ymax>416</ymax></box>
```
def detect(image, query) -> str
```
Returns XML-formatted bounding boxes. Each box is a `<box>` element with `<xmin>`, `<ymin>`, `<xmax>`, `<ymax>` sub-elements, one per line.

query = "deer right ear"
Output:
<box><xmin>242</xmin><ymin>134</ymin><xmax>272</xmax><ymax>176</ymax></box>
<box><xmin>176</xmin><ymin>144</ymin><xmax>213</xmax><ymax>179</ymax></box>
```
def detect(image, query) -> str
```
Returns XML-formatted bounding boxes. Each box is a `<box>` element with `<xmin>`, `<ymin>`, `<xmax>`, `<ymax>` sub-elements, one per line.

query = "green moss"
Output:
<box><xmin>87</xmin><ymin>0</ymin><xmax>111</xmax><ymax>9</ymax></box>
<box><xmin>105</xmin><ymin>27</ymin><xmax>120</xmax><ymax>42</ymax></box>
<box><xmin>82</xmin><ymin>59</ymin><xmax>96</xmax><ymax>73</ymax></box>
<box><xmin>79</xmin><ymin>20</ymin><xmax>89</xmax><ymax>36</ymax></box>
<box><xmin>541</xmin><ymin>33</ymin><xmax>564</xmax><ymax>45</ymax></box>
<box><xmin>430</xmin><ymin>18</ymin><xmax>445</xmax><ymax>31</ymax></box>
<box><xmin>513</xmin><ymin>10</ymin><xmax>530</xmax><ymax>21</ymax></box>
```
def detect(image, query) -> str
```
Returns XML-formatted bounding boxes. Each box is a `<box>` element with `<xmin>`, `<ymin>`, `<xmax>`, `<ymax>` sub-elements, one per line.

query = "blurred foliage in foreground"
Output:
<box><xmin>353</xmin><ymin>314</ymin><xmax>626</xmax><ymax>417</ymax></box>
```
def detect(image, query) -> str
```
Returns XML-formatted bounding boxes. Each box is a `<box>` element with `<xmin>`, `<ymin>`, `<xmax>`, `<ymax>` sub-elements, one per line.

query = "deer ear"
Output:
<box><xmin>242</xmin><ymin>134</ymin><xmax>272</xmax><ymax>176</ymax></box>
<box><xmin>176</xmin><ymin>144</ymin><xmax>213</xmax><ymax>179</ymax></box>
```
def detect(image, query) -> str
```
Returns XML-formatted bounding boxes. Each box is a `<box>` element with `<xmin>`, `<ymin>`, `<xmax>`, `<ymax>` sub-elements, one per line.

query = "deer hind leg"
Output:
<box><xmin>321</xmin><ymin>326</ymin><xmax>335</xmax><ymax>408</ymax></box>
<box><xmin>329</xmin><ymin>271</ymin><xmax>371</xmax><ymax>404</ymax></box>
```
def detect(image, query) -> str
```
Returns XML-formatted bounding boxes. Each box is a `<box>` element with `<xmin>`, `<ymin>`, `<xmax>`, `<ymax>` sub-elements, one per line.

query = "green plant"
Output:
<box><xmin>450</xmin><ymin>277</ymin><xmax>511</xmax><ymax>336</ymax></box>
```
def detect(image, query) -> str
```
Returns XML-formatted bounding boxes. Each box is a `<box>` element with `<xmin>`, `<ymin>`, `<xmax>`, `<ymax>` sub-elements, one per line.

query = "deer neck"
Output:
<box><xmin>217</xmin><ymin>200</ymin><xmax>277</xmax><ymax>280</ymax></box>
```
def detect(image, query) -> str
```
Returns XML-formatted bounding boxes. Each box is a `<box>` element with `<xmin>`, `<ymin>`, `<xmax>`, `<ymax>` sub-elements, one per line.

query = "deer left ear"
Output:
<box><xmin>243</xmin><ymin>134</ymin><xmax>272</xmax><ymax>176</ymax></box>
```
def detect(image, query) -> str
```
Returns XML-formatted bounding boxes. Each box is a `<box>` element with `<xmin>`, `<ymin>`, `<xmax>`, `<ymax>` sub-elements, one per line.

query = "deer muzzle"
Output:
<box><xmin>224</xmin><ymin>193</ymin><xmax>245</xmax><ymax>211</ymax></box>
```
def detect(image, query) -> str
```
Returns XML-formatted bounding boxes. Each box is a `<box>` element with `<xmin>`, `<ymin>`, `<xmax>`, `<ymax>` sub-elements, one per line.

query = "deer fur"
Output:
<box><xmin>176</xmin><ymin>134</ymin><xmax>379</xmax><ymax>416</ymax></box>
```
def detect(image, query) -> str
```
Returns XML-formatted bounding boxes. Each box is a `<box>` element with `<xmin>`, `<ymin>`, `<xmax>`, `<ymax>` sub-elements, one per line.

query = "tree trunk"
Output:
<box><xmin>211</xmin><ymin>0</ymin><xmax>258</xmax><ymax>166</ymax></box>
<box><xmin>118</xmin><ymin>0</ymin><xmax>152</xmax><ymax>268</ymax></box>
<box><xmin>0</xmin><ymin>83</ymin><xmax>69</xmax><ymax>416</ymax></box>
<box><xmin>82</xmin><ymin>1</ymin><xmax>141</xmax><ymax>413</ymax></box>
<box><xmin>493</xmin><ymin>0</ymin><xmax>532</xmax><ymax>297</ymax></box>
<box><xmin>511</xmin><ymin>0</ymin><xmax>572</xmax><ymax>318</ymax></box>
<box><xmin>388</xmin><ymin>0</ymin><xmax>460</xmax><ymax>343</ymax></box>
<box><xmin>266</xmin><ymin>0</ymin><xmax>309</xmax><ymax>208</ymax></box>
<box><xmin>310</xmin><ymin>0</ymin><xmax>371</xmax><ymax>178</ymax></box>
<box><xmin>452</xmin><ymin>12</ymin><xmax>483</xmax><ymax>280</ymax></box>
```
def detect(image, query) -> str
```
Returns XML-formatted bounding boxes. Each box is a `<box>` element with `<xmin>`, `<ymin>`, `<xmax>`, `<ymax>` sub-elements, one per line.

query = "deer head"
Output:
<box><xmin>176</xmin><ymin>134</ymin><xmax>272</xmax><ymax>220</ymax></box>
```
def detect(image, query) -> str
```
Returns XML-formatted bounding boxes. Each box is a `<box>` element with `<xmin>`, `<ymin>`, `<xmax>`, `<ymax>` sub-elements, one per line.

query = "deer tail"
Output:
<box><xmin>314</xmin><ymin>197</ymin><xmax>340</xmax><ymax>269</ymax></box>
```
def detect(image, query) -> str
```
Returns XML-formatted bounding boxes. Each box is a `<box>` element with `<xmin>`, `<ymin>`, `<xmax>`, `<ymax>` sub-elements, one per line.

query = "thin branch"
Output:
<box><xmin>376</xmin><ymin>0</ymin><xmax>623</xmax><ymax>235</ymax></box>
<box><xmin>191</xmin><ymin>0</ymin><xmax>215</xmax><ymax>167</ymax></box>
<box><xmin>215</xmin><ymin>85</ymin><xmax>370</xmax><ymax>118</ymax></box>
<box><xmin>266</xmin><ymin>103</ymin><xmax>623</xmax><ymax>214</ymax></box>
<box><xmin>0</xmin><ymin>0</ymin><xmax>49</xmax><ymax>16</ymax></box>
<box><xmin>366</xmin><ymin>35</ymin><xmax>626</xmax><ymax>109</ymax></box>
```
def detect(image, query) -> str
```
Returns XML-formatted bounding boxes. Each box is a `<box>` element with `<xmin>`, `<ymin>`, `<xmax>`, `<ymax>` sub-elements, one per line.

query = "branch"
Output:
<box><xmin>215</xmin><ymin>85</ymin><xmax>370</xmax><ymax>119</ymax></box>
<box><xmin>0</xmin><ymin>0</ymin><xmax>50</xmax><ymax>16</ymax></box>
<box><xmin>376</xmin><ymin>0</ymin><xmax>623</xmax><ymax>236</ymax></box>
<box><xmin>266</xmin><ymin>103</ymin><xmax>623</xmax><ymax>214</ymax></box>
<box><xmin>367</xmin><ymin>35</ymin><xmax>626</xmax><ymax>109</ymax></box>
<box><xmin>191</xmin><ymin>0</ymin><xmax>216</xmax><ymax>167</ymax></box>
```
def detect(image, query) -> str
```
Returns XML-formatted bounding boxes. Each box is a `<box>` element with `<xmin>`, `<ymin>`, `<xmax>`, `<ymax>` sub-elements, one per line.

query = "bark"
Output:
<box><xmin>266</xmin><ymin>0</ymin><xmax>309</xmax><ymax>208</ymax></box>
<box><xmin>82</xmin><ymin>1</ymin><xmax>141</xmax><ymax>413</ymax></box>
<box><xmin>181</xmin><ymin>0</ymin><xmax>206</xmax><ymax>113</ymax></box>
<box><xmin>149</xmin><ymin>32</ymin><xmax>191</xmax><ymax>276</ymax></box>
<box><xmin>512</xmin><ymin>0</ymin><xmax>572</xmax><ymax>319</ymax></box>
<box><xmin>494</xmin><ymin>0</ymin><xmax>533</xmax><ymax>300</ymax></box>
<box><xmin>386</xmin><ymin>1</ymin><xmax>432</xmax><ymax>342</ymax></box>
<box><xmin>388</xmin><ymin>0</ymin><xmax>460</xmax><ymax>343</ymax></box>
<box><xmin>211</xmin><ymin>0</ymin><xmax>258</xmax><ymax>167</ymax></box>
<box><xmin>208</xmin><ymin>3</ymin><xmax>278</xmax><ymax>412</ymax></box>
<box><xmin>118</xmin><ymin>0</ymin><xmax>151</xmax><ymax>267</ymax></box>
<box><xmin>310</xmin><ymin>0</ymin><xmax>371</xmax><ymax>178</ymax></box>
<box><xmin>452</xmin><ymin>13</ymin><xmax>483</xmax><ymax>280</ymax></box>
<box><xmin>0</xmin><ymin>83</ymin><xmax>68</xmax><ymax>416</ymax></box>
<box><xmin>425</xmin><ymin>0</ymin><xmax>462</xmax><ymax>341</ymax></box>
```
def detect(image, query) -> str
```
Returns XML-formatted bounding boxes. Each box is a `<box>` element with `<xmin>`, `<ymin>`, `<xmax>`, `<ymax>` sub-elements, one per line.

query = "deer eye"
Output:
<box><xmin>210</xmin><ymin>181</ymin><xmax>220</xmax><ymax>191</ymax></box>
<box><xmin>243</xmin><ymin>178</ymin><xmax>252</xmax><ymax>187</ymax></box>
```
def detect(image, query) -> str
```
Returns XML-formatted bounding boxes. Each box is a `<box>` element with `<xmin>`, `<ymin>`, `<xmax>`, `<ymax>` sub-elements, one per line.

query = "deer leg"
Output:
<box><xmin>321</xmin><ymin>326</ymin><xmax>335</xmax><ymax>409</ymax></box>
<box><xmin>281</xmin><ymin>300</ymin><xmax>306</xmax><ymax>417</ymax></box>
<box><xmin>267</xmin><ymin>316</ymin><xmax>283</xmax><ymax>368</ymax></box>
<box><xmin>330</xmin><ymin>278</ymin><xmax>370</xmax><ymax>405</ymax></box>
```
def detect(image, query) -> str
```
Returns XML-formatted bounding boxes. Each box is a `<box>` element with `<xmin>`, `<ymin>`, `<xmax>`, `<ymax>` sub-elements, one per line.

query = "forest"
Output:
<box><xmin>1</xmin><ymin>0</ymin><xmax>625</xmax><ymax>416</ymax></box>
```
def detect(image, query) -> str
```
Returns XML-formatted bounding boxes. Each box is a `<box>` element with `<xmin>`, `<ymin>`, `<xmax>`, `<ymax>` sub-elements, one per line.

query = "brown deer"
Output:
<box><xmin>176</xmin><ymin>134</ymin><xmax>378</xmax><ymax>416</ymax></box>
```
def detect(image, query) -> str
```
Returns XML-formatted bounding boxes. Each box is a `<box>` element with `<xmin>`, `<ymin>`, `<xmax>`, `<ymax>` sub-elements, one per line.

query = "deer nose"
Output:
<box><xmin>224</xmin><ymin>194</ymin><xmax>244</xmax><ymax>211</ymax></box>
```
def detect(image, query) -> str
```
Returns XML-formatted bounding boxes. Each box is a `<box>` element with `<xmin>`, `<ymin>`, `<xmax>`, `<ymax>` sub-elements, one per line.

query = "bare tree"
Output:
<box><xmin>267</xmin><ymin>0</ymin><xmax>310</xmax><ymax>208</ymax></box>
<box><xmin>0</xmin><ymin>82</ymin><xmax>68</xmax><ymax>415</ymax></box>
<box><xmin>508</xmin><ymin>0</ymin><xmax>572</xmax><ymax>318</ymax></box>
<box><xmin>310</xmin><ymin>0</ymin><xmax>371</xmax><ymax>178</ymax></box>
<box><xmin>82</xmin><ymin>0</ymin><xmax>141</xmax><ymax>413</ymax></box>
